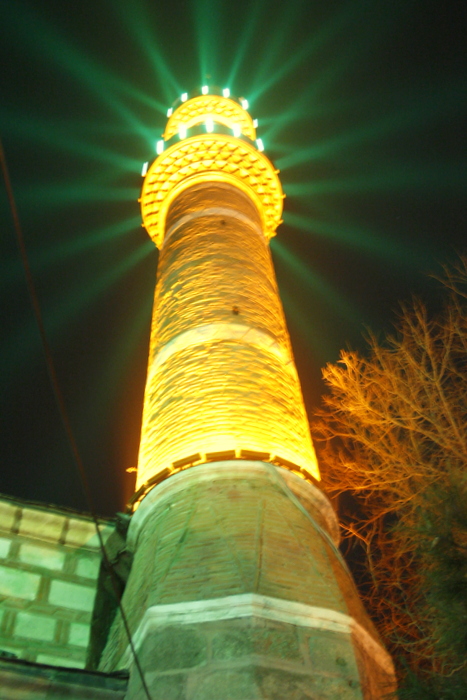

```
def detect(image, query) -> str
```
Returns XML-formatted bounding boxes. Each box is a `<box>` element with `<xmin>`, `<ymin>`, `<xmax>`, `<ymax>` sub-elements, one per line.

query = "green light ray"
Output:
<box><xmin>251</xmin><ymin>41</ymin><xmax>320</xmax><ymax>103</ymax></box>
<box><xmin>19</xmin><ymin>182</ymin><xmax>138</xmax><ymax>208</ymax></box>
<box><xmin>278</xmin><ymin>77</ymin><xmax>467</xmax><ymax>171</ymax></box>
<box><xmin>2</xmin><ymin>1</ymin><xmax>153</xmax><ymax>141</ymax></box>
<box><xmin>272</xmin><ymin>238</ymin><xmax>362</xmax><ymax>325</ymax></box>
<box><xmin>2</xmin><ymin>217</ymin><xmax>142</xmax><ymax>288</ymax></box>
<box><xmin>191</xmin><ymin>0</ymin><xmax>224</xmax><ymax>85</ymax></box>
<box><xmin>248</xmin><ymin>0</ymin><xmax>313</xmax><ymax>100</ymax></box>
<box><xmin>1</xmin><ymin>109</ymin><xmax>142</xmax><ymax>172</ymax></box>
<box><xmin>226</xmin><ymin>0</ymin><xmax>269</xmax><ymax>89</ymax></box>
<box><xmin>262</xmin><ymin>64</ymin><xmax>359</xmax><ymax>145</ymax></box>
<box><xmin>3</xmin><ymin>240</ymin><xmax>154</xmax><ymax>385</ymax></box>
<box><xmin>284</xmin><ymin>162</ymin><xmax>467</xmax><ymax>197</ymax></box>
<box><xmin>114</xmin><ymin>0</ymin><xmax>182</xmax><ymax>104</ymax></box>
<box><xmin>282</xmin><ymin>211</ymin><xmax>423</xmax><ymax>265</ymax></box>
<box><xmin>249</xmin><ymin>0</ymin><xmax>378</xmax><ymax>102</ymax></box>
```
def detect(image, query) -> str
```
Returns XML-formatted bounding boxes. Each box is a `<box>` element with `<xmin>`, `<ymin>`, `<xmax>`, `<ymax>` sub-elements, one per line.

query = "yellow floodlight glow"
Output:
<box><xmin>222</xmin><ymin>88</ymin><xmax>230</xmax><ymax>98</ymax></box>
<box><xmin>202</xmin><ymin>85</ymin><xmax>209</xmax><ymax>95</ymax></box>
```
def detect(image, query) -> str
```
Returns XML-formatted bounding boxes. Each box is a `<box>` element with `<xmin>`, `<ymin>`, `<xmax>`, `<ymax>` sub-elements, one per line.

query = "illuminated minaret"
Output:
<box><xmin>100</xmin><ymin>90</ymin><xmax>396</xmax><ymax>699</ymax></box>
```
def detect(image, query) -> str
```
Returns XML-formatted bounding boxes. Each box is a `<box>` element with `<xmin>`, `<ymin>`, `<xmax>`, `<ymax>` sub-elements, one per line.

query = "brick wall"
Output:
<box><xmin>0</xmin><ymin>495</ymin><xmax>114</xmax><ymax>668</ymax></box>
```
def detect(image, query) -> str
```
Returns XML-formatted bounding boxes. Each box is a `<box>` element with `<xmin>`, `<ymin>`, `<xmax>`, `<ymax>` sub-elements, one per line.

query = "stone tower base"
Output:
<box><xmin>100</xmin><ymin>462</ymin><xmax>396</xmax><ymax>699</ymax></box>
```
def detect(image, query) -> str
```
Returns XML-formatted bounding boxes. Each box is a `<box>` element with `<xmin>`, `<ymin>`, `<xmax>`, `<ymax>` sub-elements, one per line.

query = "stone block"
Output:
<box><xmin>69</xmin><ymin>622</ymin><xmax>91</xmax><ymax>648</ymax></box>
<box><xmin>256</xmin><ymin>667</ymin><xmax>363</xmax><ymax>700</ymax></box>
<box><xmin>19</xmin><ymin>508</ymin><xmax>65</xmax><ymax>543</ymax></box>
<box><xmin>191</xmin><ymin>668</ymin><xmax>261</xmax><ymax>700</ymax></box>
<box><xmin>49</xmin><ymin>580</ymin><xmax>96</xmax><ymax>612</ymax></box>
<box><xmin>140</xmin><ymin>625</ymin><xmax>206</xmax><ymax>671</ymax></box>
<box><xmin>75</xmin><ymin>552</ymin><xmax>101</xmax><ymax>580</ymax></box>
<box><xmin>15</xmin><ymin>611</ymin><xmax>56</xmax><ymax>641</ymax></box>
<box><xmin>307</xmin><ymin>629</ymin><xmax>359</xmax><ymax>678</ymax></box>
<box><xmin>0</xmin><ymin>564</ymin><xmax>40</xmax><ymax>600</ymax></box>
<box><xmin>0</xmin><ymin>502</ymin><xmax>16</xmax><ymax>533</ymax></box>
<box><xmin>211</xmin><ymin>622</ymin><xmax>301</xmax><ymax>662</ymax></box>
<box><xmin>129</xmin><ymin>670</ymin><xmax>186</xmax><ymax>700</ymax></box>
<box><xmin>65</xmin><ymin>519</ymin><xmax>113</xmax><ymax>550</ymax></box>
<box><xmin>0</xmin><ymin>536</ymin><xmax>11</xmax><ymax>559</ymax></box>
<box><xmin>19</xmin><ymin>542</ymin><xmax>65</xmax><ymax>571</ymax></box>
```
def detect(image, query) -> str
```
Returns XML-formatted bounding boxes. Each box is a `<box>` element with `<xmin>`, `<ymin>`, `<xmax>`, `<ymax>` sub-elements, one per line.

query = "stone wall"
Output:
<box><xmin>125</xmin><ymin>616</ymin><xmax>387</xmax><ymax>700</ymax></box>
<box><xmin>0</xmin><ymin>494</ymin><xmax>114</xmax><ymax>668</ymax></box>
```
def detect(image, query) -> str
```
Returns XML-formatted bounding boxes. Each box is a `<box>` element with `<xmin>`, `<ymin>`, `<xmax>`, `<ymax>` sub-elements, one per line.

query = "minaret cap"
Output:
<box><xmin>140</xmin><ymin>93</ymin><xmax>284</xmax><ymax>248</ymax></box>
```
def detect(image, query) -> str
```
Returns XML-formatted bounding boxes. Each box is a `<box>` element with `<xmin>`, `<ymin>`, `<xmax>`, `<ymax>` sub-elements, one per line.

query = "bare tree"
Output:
<box><xmin>312</xmin><ymin>255</ymin><xmax>467</xmax><ymax>688</ymax></box>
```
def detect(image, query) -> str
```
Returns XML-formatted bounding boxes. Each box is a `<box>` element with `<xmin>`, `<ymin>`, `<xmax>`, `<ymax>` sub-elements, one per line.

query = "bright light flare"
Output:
<box><xmin>223</xmin><ymin>88</ymin><xmax>230</xmax><ymax>98</ymax></box>
<box><xmin>241</xmin><ymin>98</ymin><xmax>249</xmax><ymax>110</ymax></box>
<box><xmin>202</xmin><ymin>85</ymin><xmax>209</xmax><ymax>95</ymax></box>
<box><xmin>256</xmin><ymin>138</ymin><xmax>264</xmax><ymax>152</ymax></box>
<box><xmin>156</xmin><ymin>140</ymin><xmax>164</xmax><ymax>155</ymax></box>
<box><xmin>233</xmin><ymin>124</ymin><xmax>241</xmax><ymax>137</ymax></box>
<box><xmin>179</xmin><ymin>125</ymin><xmax>187</xmax><ymax>139</ymax></box>
<box><xmin>141</xmin><ymin>162</ymin><xmax>148</xmax><ymax>176</ymax></box>
<box><xmin>205</xmin><ymin>118</ymin><xmax>214</xmax><ymax>133</ymax></box>
<box><xmin>181</xmin><ymin>92</ymin><xmax>188</xmax><ymax>102</ymax></box>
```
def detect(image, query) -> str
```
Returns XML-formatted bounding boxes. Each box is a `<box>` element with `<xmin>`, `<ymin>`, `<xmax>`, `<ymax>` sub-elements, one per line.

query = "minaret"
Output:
<box><xmin>100</xmin><ymin>89</ymin><xmax>396</xmax><ymax>699</ymax></box>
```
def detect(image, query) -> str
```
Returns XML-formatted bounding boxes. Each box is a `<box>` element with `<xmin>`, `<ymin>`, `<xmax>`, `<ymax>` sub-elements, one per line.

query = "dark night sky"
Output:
<box><xmin>1</xmin><ymin>0</ymin><xmax>466</xmax><ymax>516</ymax></box>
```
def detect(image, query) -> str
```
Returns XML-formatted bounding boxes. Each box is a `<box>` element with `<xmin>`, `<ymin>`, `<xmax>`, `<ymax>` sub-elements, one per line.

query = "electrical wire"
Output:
<box><xmin>0</xmin><ymin>137</ymin><xmax>153</xmax><ymax>700</ymax></box>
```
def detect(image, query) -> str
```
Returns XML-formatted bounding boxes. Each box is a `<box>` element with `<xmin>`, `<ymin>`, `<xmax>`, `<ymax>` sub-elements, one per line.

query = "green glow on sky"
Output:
<box><xmin>226</xmin><ymin>0</ymin><xmax>267</xmax><ymax>89</ymax></box>
<box><xmin>2</xmin><ymin>216</ymin><xmax>142</xmax><ymax>287</ymax></box>
<box><xmin>282</xmin><ymin>210</ymin><xmax>422</xmax><ymax>265</ymax></box>
<box><xmin>20</xmin><ymin>181</ymin><xmax>137</xmax><ymax>207</ymax></box>
<box><xmin>192</xmin><ymin>0</ymin><xmax>223</xmax><ymax>86</ymax></box>
<box><xmin>3</xmin><ymin>239</ymin><xmax>153</xmax><ymax>386</ymax></box>
<box><xmin>1</xmin><ymin>109</ymin><xmax>142</xmax><ymax>172</ymax></box>
<box><xmin>273</xmin><ymin>238</ymin><xmax>362</xmax><ymax>325</ymax></box>
<box><xmin>114</xmin><ymin>0</ymin><xmax>183</xmax><ymax>105</ymax></box>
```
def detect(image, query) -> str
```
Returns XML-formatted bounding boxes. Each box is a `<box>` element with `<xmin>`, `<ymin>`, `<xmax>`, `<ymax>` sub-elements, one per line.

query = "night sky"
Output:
<box><xmin>1</xmin><ymin>0</ymin><xmax>466</xmax><ymax>516</ymax></box>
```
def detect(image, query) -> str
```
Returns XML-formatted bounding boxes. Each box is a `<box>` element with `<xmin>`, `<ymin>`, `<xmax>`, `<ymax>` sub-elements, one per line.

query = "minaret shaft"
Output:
<box><xmin>137</xmin><ymin>182</ymin><xmax>318</xmax><ymax>492</ymax></box>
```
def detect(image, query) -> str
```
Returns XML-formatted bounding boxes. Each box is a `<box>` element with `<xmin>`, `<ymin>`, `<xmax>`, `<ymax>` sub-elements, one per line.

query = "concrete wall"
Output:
<box><xmin>0</xmin><ymin>494</ymin><xmax>114</xmax><ymax>668</ymax></box>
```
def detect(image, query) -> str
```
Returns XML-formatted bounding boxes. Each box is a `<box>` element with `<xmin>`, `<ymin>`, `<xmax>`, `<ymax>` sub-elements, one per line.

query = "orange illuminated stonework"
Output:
<box><xmin>101</xmin><ymin>90</ymin><xmax>396</xmax><ymax>700</ymax></box>
<box><xmin>135</xmin><ymin>92</ymin><xmax>319</xmax><ymax>501</ymax></box>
